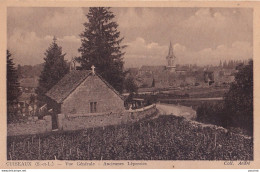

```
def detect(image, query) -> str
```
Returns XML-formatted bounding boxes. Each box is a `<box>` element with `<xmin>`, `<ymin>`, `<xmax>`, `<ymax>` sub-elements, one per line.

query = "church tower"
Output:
<box><xmin>166</xmin><ymin>41</ymin><xmax>176</xmax><ymax>72</ymax></box>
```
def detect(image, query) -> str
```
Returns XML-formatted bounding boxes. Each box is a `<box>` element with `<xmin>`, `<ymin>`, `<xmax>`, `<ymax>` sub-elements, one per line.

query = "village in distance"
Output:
<box><xmin>7</xmin><ymin>7</ymin><xmax>253</xmax><ymax>161</ymax></box>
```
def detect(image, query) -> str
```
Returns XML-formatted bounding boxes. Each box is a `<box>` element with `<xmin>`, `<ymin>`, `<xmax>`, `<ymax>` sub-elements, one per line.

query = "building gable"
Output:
<box><xmin>46</xmin><ymin>70</ymin><xmax>124</xmax><ymax>104</ymax></box>
<box><xmin>61</xmin><ymin>74</ymin><xmax>125</xmax><ymax>114</ymax></box>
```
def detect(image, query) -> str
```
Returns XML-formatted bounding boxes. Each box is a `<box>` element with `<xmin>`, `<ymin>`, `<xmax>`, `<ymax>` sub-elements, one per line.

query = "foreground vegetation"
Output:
<box><xmin>197</xmin><ymin>60</ymin><xmax>253</xmax><ymax>136</ymax></box>
<box><xmin>7</xmin><ymin>115</ymin><xmax>253</xmax><ymax>160</ymax></box>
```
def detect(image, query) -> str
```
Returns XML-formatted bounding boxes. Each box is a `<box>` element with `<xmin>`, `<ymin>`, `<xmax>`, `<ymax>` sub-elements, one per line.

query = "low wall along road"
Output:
<box><xmin>7</xmin><ymin>105</ymin><xmax>157</xmax><ymax>136</ymax></box>
<box><xmin>156</xmin><ymin>103</ymin><xmax>196</xmax><ymax>120</ymax></box>
<box><xmin>57</xmin><ymin>104</ymin><xmax>157</xmax><ymax>131</ymax></box>
<box><xmin>7</xmin><ymin>115</ymin><xmax>52</xmax><ymax>136</ymax></box>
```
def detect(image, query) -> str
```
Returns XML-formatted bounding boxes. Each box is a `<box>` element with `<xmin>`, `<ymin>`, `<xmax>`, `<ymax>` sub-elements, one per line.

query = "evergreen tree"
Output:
<box><xmin>227</xmin><ymin>60</ymin><xmax>231</xmax><ymax>68</ymax></box>
<box><xmin>219</xmin><ymin>60</ymin><xmax>222</xmax><ymax>68</ymax></box>
<box><xmin>223</xmin><ymin>60</ymin><xmax>227</xmax><ymax>68</ymax></box>
<box><xmin>36</xmin><ymin>37</ymin><xmax>69</xmax><ymax>105</ymax></box>
<box><xmin>7</xmin><ymin>50</ymin><xmax>21</xmax><ymax>123</ymax></box>
<box><xmin>77</xmin><ymin>7</ymin><xmax>126</xmax><ymax>93</ymax></box>
<box><xmin>152</xmin><ymin>78</ymin><xmax>155</xmax><ymax>87</ymax></box>
<box><xmin>17</xmin><ymin>64</ymin><xmax>22</xmax><ymax>79</ymax></box>
<box><xmin>124</xmin><ymin>76</ymin><xmax>138</xmax><ymax>94</ymax></box>
<box><xmin>230</xmin><ymin>60</ymin><xmax>234</xmax><ymax>68</ymax></box>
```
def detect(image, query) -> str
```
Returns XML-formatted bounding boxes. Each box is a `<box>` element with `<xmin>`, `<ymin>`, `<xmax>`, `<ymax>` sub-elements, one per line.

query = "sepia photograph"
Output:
<box><xmin>5</xmin><ymin>6</ymin><xmax>254</xmax><ymax>163</ymax></box>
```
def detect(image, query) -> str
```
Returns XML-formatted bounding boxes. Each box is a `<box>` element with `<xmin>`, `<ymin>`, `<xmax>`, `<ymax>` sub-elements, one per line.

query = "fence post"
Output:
<box><xmin>214</xmin><ymin>133</ymin><xmax>217</xmax><ymax>149</ymax></box>
<box><xmin>38</xmin><ymin>138</ymin><xmax>41</xmax><ymax>159</ymax></box>
<box><xmin>57</xmin><ymin>114</ymin><xmax>65</xmax><ymax>130</ymax></box>
<box><xmin>43</xmin><ymin>115</ymin><xmax>52</xmax><ymax>132</ymax></box>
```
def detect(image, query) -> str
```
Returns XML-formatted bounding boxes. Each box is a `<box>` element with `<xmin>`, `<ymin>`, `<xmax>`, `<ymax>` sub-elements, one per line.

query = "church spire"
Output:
<box><xmin>168</xmin><ymin>41</ymin><xmax>174</xmax><ymax>57</ymax></box>
<box><xmin>166</xmin><ymin>41</ymin><xmax>175</xmax><ymax>59</ymax></box>
<box><xmin>166</xmin><ymin>41</ymin><xmax>176</xmax><ymax>72</ymax></box>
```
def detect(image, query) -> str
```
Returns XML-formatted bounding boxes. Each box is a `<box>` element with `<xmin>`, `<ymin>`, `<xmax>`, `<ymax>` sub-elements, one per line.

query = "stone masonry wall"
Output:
<box><xmin>7</xmin><ymin>115</ymin><xmax>52</xmax><ymax>136</ymax></box>
<box><xmin>58</xmin><ymin>104</ymin><xmax>156</xmax><ymax>131</ymax></box>
<box><xmin>61</xmin><ymin>75</ymin><xmax>125</xmax><ymax>115</ymax></box>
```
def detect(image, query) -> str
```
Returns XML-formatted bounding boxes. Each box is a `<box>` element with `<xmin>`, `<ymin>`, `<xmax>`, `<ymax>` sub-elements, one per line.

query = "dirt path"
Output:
<box><xmin>155</xmin><ymin>103</ymin><xmax>196</xmax><ymax>120</ymax></box>
<box><xmin>158</xmin><ymin>97</ymin><xmax>223</xmax><ymax>101</ymax></box>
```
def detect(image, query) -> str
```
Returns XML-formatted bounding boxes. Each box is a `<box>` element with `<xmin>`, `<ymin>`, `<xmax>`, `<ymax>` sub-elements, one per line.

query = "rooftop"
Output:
<box><xmin>46</xmin><ymin>70</ymin><xmax>124</xmax><ymax>103</ymax></box>
<box><xmin>139</xmin><ymin>65</ymin><xmax>166</xmax><ymax>72</ymax></box>
<box><xmin>46</xmin><ymin>70</ymin><xmax>92</xmax><ymax>103</ymax></box>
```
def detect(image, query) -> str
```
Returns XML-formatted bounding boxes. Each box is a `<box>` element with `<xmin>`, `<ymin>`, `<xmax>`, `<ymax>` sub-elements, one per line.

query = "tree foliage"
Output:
<box><xmin>7</xmin><ymin>50</ymin><xmax>22</xmax><ymax>123</ymax></box>
<box><xmin>77</xmin><ymin>7</ymin><xmax>126</xmax><ymax>93</ymax></box>
<box><xmin>7</xmin><ymin>50</ymin><xmax>21</xmax><ymax>103</ymax></box>
<box><xmin>36</xmin><ymin>37</ymin><xmax>69</xmax><ymax>105</ymax></box>
<box><xmin>196</xmin><ymin>102</ymin><xmax>230</xmax><ymax>127</ymax></box>
<box><xmin>196</xmin><ymin>60</ymin><xmax>253</xmax><ymax>135</ymax></box>
<box><xmin>152</xmin><ymin>78</ymin><xmax>155</xmax><ymax>87</ymax></box>
<box><xmin>224</xmin><ymin>60</ymin><xmax>253</xmax><ymax>134</ymax></box>
<box><xmin>124</xmin><ymin>76</ymin><xmax>138</xmax><ymax>94</ymax></box>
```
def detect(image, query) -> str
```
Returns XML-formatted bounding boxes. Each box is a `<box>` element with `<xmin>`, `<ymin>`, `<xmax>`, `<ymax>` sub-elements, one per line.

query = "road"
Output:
<box><xmin>155</xmin><ymin>103</ymin><xmax>196</xmax><ymax>120</ymax></box>
<box><xmin>158</xmin><ymin>97</ymin><xmax>223</xmax><ymax>101</ymax></box>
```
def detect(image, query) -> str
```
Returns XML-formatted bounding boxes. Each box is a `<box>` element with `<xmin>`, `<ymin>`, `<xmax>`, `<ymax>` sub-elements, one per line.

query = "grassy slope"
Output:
<box><xmin>7</xmin><ymin>115</ymin><xmax>253</xmax><ymax>160</ymax></box>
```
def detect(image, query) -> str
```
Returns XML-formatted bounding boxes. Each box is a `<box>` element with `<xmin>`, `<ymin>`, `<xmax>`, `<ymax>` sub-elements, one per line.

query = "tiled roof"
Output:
<box><xmin>19</xmin><ymin>77</ymin><xmax>39</xmax><ymax>88</ymax></box>
<box><xmin>46</xmin><ymin>70</ymin><xmax>92</xmax><ymax>103</ymax></box>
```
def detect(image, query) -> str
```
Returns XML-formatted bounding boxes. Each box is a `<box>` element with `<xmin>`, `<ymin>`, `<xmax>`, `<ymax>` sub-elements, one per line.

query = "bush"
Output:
<box><xmin>196</xmin><ymin>102</ymin><xmax>231</xmax><ymax>128</ymax></box>
<box><xmin>196</xmin><ymin>60</ymin><xmax>253</xmax><ymax>136</ymax></box>
<box><xmin>224</xmin><ymin>60</ymin><xmax>253</xmax><ymax>135</ymax></box>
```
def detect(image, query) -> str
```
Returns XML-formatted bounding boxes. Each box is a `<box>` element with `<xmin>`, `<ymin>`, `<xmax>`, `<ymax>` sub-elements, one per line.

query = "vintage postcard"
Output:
<box><xmin>0</xmin><ymin>0</ymin><xmax>260</xmax><ymax>169</ymax></box>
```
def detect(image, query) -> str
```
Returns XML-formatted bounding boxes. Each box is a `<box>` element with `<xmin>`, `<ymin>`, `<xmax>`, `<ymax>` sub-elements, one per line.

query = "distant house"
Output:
<box><xmin>17</xmin><ymin>92</ymin><xmax>37</xmax><ymax>116</ymax></box>
<box><xmin>19</xmin><ymin>77</ymin><xmax>39</xmax><ymax>93</ymax></box>
<box><xmin>18</xmin><ymin>77</ymin><xmax>38</xmax><ymax>116</ymax></box>
<box><xmin>45</xmin><ymin>69</ymin><xmax>125</xmax><ymax>117</ymax></box>
<box><xmin>139</xmin><ymin>65</ymin><xmax>166</xmax><ymax>75</ymax></box>
<box><xmin>175</xmin><ymin>65</ymin><xmax>189</xmax><ymax>74</ymax></box>
<box><xmin>212</xmin><ymin>68</ymin><xmax>236</xmax><ymax>86</ymax></box>
<box><xmin>126</xmin><ymin>67</ymin><xmax>139</xmax><ymax>77</ymax></box>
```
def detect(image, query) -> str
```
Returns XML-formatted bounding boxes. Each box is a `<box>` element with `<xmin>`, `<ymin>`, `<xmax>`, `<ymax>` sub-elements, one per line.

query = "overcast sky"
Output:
<box><xmin>7</xmin><ymin>7</ymin><xmax>253</xmax><ymax>68</ymax></box>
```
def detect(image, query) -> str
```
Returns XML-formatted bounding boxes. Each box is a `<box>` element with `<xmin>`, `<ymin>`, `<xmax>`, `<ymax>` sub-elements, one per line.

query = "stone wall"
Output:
<box><xmin>57</xmin><ymin>104</ymin><xmax>156</xmax><ymax>131</ymax></box>
<box><xmin>7</xmin><ymin>104</ymin><xmax>156</xmax><ymax>136</ymax></box>
<box><xmin>61</xmin><ymin>75</ymin><xmax>125</xmax><ymax>114</ymax></box>
<box><xmin>7</xmin><ymin>115</ymin><xmax>52</xmax><ymax>136</ymax></box>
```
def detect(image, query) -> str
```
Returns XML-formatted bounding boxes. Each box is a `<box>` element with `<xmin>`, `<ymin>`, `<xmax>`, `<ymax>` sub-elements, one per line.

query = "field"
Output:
<box><xmin>7</xmin><ymin>115</ymin><xmax>253</xmax><ymax>160</ymax></box>
<box><xmin>158</xmin><ymin>86</ymin><xmax>228</xmax><ymax>98</ymax></box>
<box><xmin>179</xmin><ymin>87</ymin><xmax>228</xmax><ymax>98</ymax></box>
<box><xmin>135</xmin><ymin>86</ymin><xmax>228</xmax><ymax>110</ymax></box>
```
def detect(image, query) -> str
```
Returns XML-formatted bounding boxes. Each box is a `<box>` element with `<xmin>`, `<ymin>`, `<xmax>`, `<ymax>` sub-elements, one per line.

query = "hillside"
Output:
<box><xmin>7</xmin><ymin>115</ymin><xmax>252</xmax><ymax>160</ymax></box>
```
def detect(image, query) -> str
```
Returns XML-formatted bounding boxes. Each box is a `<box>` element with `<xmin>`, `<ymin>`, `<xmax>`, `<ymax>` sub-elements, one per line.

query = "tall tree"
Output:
<box><xmin>219</xmin><ymin>60</ymin><xmax>222</xmax><ymax>68</ymax></box>
<box><xmin>124</xmin><ymin>76</ymin><xmax>138</xmax><ymax>94</ymax></box>
<box><xmin>7</xmin><ymin>50</ymin><xmax>21</xmax><ymax>123</ymax></box>
<box><xmin>152</xmin><ymin>78</ymin><xmax>155</xmax><ymax>87</ymax></box>
<box><xmin>36</xmin><ymin>37</ymin><xmax>69</xmax><ymax>105</ymax></box>
<box><xmin>223</xmin><ymin>60</ymin><xmax>227</xmax><ymax>68</ymax></box>
<box><xmin>17</xmin><ymin>64</ymin><xmax>22</xmax><ymax>79</ymax></box>
<box><xmin>77</xmin><ymin>7</ymin><xmax>126</xmax><ymax>93</ymax></box>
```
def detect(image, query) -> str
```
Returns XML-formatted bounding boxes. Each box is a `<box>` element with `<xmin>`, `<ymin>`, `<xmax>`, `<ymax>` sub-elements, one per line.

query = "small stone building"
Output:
<box><xmin>45</xmin><ymin>69</ymin><xmax>125</xmax><ymax>128</ymax></box>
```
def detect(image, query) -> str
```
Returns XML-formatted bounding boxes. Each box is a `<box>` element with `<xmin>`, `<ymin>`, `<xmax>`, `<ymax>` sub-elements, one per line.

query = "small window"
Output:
<box><xmin>90</xmin><ymin>102</ymin><xmax>97</xmax><ymax>113</ymax></box>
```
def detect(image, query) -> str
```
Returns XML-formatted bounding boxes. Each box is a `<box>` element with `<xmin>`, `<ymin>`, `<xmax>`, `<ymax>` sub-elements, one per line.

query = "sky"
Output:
<box><xmin>7</xmin><ymin>7</ymin><xmax>253</xmax><ymax>68</ymax></box>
